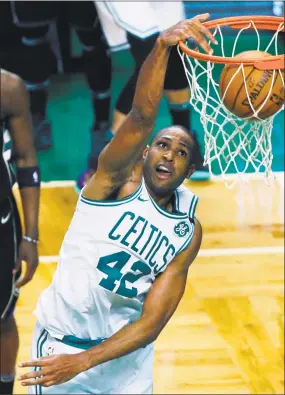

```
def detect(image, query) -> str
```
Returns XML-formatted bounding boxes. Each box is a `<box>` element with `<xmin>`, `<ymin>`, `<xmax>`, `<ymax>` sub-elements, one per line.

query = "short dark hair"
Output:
<box><xmin>151</xmin><ymin>125</ymin><xmax>197</xmax><ymax>164</ymax></box>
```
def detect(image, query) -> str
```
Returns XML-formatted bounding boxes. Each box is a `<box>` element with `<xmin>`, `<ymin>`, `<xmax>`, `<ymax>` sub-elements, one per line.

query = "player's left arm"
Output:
<box><xmin>18</xmin><ymin>219</ymin><xmax>202</xmax><ymax>388</ymax></box>
<box><xmin>7</xmin><ymin>74</ymin><xmax>40</xmax><ymax>288</ymax></box>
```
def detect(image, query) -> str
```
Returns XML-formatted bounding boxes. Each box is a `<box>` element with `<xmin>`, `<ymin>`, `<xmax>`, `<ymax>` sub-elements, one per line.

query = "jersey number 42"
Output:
<box><xmin>97</xmin><ymin>251</ymin><xmax>151</xmax><ymax>298</ymax></box>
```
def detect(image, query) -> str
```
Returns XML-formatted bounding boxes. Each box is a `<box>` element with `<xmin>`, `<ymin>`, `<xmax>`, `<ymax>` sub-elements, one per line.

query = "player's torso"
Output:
<box><xmin>75</xmin><ymin>181</ymin><xmax>195</xmax><ymax>289</ymax></box>
<box><xmin>36</xmin><ymin>180</ymin><xmax>198</xmax><ymax>339</ymax></box>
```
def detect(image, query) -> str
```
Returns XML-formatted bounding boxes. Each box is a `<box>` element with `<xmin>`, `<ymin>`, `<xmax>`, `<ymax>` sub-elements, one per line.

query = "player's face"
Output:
<box><xmin>143</xmin><ymin>127</ymin><xmax>195</xmax><ymax>196</ymax></box>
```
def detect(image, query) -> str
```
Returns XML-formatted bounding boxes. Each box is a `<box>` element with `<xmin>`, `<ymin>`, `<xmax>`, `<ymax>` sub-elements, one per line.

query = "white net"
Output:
<box><xmin>179</xmin><ymin>19</ymin><xmax>284</xmax><ymax>188</ymax></box>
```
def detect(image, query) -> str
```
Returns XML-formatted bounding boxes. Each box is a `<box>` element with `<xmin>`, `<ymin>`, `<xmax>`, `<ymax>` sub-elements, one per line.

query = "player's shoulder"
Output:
<box><xmin>194</xmin><ymin>217</ymin><xmax>202</xmax><ymax>233</ymax></box>
<box><xmin>191</xmin><ymin>217</ymin><xmax>202</xmax><ymax>251</ymax></box>
<box><xmin>167</xmin><ymin>216</ymin><xmax>202</xmax><ymax>273</ymax></box>
<box><xmin>175</xmin><ymin>182</ymin><xmax>198</xmax><ymax>219</ymax></box>
<box><xmin>1</xmin><ymin>69</ymin><xmax>25</xmax><ymax>103</ymax></box>
<box><xmin>179</xmin><ymin>216</ymin><xmax>202</xmax><ymax>262</ymax></box>
<box><xmin>176</xmin><ymin>182</ymin><xmax>195</xmax><ymax>195</ymax></box>
<box><xmin>0</xmin><ymin>68</ymin><xmax>23</xmax><ymax>91</ymax></box>
<box><xmin>0</xmin><ymin>69</ymin><xmax>28</xmax><ymax>117</ymax></box>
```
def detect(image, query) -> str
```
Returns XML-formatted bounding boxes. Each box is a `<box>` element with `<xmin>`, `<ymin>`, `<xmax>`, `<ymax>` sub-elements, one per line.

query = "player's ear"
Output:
<box><xmin>186</xmin><ymin>164</ymin><xmax>195</xmax><ymax>179</ymax></box>
<box><xmin>143</xmin><ymin>145</ymin><xmax>150</xmax><ymax>160</ymax></box>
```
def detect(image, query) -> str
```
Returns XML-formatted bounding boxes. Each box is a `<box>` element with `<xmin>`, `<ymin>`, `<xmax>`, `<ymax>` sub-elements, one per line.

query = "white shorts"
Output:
<box><xmin>29</xmin><ymin>321</ymin><xmax>154</xmax><ymax>394</ymax></box>
<box><xmin>94</xmin><ymin>1</ymin><xmax>185</xmax><ymax>51</ymax></box>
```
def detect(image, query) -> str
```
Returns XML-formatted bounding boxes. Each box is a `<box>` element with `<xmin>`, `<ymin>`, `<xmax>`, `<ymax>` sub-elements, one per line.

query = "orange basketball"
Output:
<box><xmin>219</xmin><ymin>50</ymin><xmax>284</xmax><ymax>120</ymax></box>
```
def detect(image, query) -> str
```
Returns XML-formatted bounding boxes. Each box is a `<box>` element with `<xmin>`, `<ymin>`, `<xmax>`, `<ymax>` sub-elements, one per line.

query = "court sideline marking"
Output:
<box><xmin>39</xmin><ymin>246</ymin><xmax>283</xmax><ymax>263</ymax></box>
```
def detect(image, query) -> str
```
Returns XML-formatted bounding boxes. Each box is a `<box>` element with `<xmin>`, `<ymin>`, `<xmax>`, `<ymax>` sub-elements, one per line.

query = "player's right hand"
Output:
<box><xmin>18</xmin><ymin>353</ymin><xmax>86</xmax><ymax>388</ymax></box>
<box><xmin>158</xmin><ymin>13</ymin><xmax>217</xmax><ymax>54</ymax></box>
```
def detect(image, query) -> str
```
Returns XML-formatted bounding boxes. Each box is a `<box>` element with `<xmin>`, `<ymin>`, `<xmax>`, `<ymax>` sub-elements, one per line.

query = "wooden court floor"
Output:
<box><xmin>12</xmin><ymin>176</ymin><xmax>284</xmax><ymax>394</ymax></box>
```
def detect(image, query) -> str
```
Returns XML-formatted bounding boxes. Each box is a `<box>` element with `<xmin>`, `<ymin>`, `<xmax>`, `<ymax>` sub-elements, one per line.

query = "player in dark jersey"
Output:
<box><xmin>0</xmin><ymin>69</ymin><xmax>40</xmax><ymax>394</ymax></box>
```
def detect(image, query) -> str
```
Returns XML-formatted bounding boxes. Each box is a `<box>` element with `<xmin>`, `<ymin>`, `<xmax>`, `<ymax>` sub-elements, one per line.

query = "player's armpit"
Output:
<box><xmin>141</xmin><ymin>218</ymin><xmax>202</xmax><ymax>334</ymax></box>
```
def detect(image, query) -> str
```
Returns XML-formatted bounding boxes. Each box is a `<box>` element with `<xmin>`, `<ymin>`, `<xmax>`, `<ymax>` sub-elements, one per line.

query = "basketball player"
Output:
<box><xmin>76</xmin><ymin>1</ymin><xmax>209</xmax><ymax>190</ymax></box>
<box><xmin>0</xmin><ymin>69</ymin><xmax>40</xmax><ymax>394</ymax></box>
<box><xmin>10</xmin><ymin>1</ymin><xmax>112</xmax><ymax>158</ymax></box>
<box><xmin>19</xmin><ymin>15</ymin><xmax>216</xmax><ymax>394</ymax></box>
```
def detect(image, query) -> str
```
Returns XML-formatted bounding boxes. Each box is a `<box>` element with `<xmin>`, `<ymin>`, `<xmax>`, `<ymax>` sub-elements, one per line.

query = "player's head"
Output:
<box><xmin>142</xmin><ymin>126</ymin><xmax>196</xmax><ymax>196</ymax></box>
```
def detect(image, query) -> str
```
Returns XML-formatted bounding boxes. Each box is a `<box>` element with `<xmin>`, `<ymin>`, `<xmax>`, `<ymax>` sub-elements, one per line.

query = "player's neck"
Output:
<box><xmin>145</xmin><ymin>185</ymin><xmax>174</xmax><ymax>213</ymax></box>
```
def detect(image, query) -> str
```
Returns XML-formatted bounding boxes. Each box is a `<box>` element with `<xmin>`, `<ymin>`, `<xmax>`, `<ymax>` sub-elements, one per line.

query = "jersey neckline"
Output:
<box><xmin>142</xmin><ymin>179</ymin><xmax>188</xmax><ymax>220</ymax></box>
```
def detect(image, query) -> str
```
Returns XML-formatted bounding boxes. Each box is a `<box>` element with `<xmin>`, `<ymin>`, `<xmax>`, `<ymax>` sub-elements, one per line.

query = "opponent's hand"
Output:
<box><xmin>13</xmin><ymin>240</ymin><xmax>38</xmax><ymax>288</ymax></box>
<box><xmin>159</xmin><ymin>13</ymin><xmax>217</xmax><ymax>54</ymax></box>
<box><xmin>18</xmin><ymin>353</ymin><xmax>86</xmax><ymax>387</ymax></box>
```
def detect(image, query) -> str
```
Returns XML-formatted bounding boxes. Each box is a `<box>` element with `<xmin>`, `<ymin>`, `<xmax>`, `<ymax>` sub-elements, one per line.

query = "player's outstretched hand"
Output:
<box><xmin>159</xmin><ymin>13</ymin><xmax>217</xmax><ymax>54</ymax></box>
<box><xmin>18</xmin><ymin>353</ymin><xmax>87</xmax><ymax>387</ymax></box>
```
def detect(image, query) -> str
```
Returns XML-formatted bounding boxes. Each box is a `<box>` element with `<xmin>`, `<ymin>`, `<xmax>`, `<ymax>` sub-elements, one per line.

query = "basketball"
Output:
<box><xmin>219</xmin><ymin>50</ymin><xmax>285</xmax><ymax>120</ymax></box>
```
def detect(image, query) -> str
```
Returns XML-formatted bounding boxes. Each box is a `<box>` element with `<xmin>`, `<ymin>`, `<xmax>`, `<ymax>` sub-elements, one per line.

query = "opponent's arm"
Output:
<box><xmin>18</xmin><ymin>219</ymin><xmax>202</xmax><ymax>387</ymax></box>
<box><xmin>84</xmin><ymin>15</ymin><xmax>216</xmax><ymax>196</ymax></box>
<box><xmin>7</xmin><ymin>74</ymin><xmax>40</xmax><ymax>288</ymax></box>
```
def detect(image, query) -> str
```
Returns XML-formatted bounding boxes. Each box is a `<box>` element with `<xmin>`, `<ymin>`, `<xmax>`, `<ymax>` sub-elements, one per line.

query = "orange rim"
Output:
<box><xmin>179</xmin><ymin>15</ymin><xmax>285</xmax><ymax>70</ymax></box>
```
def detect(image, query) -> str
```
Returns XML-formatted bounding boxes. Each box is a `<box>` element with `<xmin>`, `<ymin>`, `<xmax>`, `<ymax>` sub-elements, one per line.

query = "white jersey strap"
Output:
<box><xmin>175</xmin><ymin>184</ymin><xmax>199</xmax><ymax>222</ymax></box>
<box><xmin>103</xmin><ymin>2</ymin><xmax>159</xmax><ymax>39</ymax></box>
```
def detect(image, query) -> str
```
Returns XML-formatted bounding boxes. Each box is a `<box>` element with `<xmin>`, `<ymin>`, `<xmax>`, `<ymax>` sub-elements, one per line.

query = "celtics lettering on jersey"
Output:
<box><xmin>78</xmin><ymin>180</ymin><xmax>198</xmax><ymax>299</ymax></box>
<box><xmin>97</xmin><ymin>210</ymin><xmax>189</xmax><ymax>298</ymax></box>
<box><xmin>109</xmin><ymin>211</ymin><xmax>177</xmax><ymax>268</ymax></box>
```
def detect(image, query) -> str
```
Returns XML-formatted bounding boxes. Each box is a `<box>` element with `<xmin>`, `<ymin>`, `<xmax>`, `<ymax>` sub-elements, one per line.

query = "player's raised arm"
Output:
<box><xmin>88</xmin><ymin>15</ymin><xmax>215</xmax><ymax>181</ymax></box>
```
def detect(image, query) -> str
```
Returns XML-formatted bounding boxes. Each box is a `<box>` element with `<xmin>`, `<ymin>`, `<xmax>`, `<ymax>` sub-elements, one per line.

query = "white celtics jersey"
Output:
<box><xmin>94</xmin><ymin>1</ymin><xmax>185</xmax><ymax>50</ymax></box>
<box><xmin>35</xmin><ymin>180</ymin><xmax>198</xmax><ymax>341</ymax></box>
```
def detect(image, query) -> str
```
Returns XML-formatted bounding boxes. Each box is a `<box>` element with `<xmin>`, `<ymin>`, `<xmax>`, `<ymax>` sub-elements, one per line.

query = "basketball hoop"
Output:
<box><xmin>178</xmin><ymin>16</ymin><xmax>284</xmax><ymax>188</ymax></box>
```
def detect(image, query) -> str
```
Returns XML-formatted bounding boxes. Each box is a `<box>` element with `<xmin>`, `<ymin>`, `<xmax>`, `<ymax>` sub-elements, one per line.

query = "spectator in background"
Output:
<box><xmin>9</xmin><ymin>1</ymin><xmax>112</xmax><ymax>177</ymax></box>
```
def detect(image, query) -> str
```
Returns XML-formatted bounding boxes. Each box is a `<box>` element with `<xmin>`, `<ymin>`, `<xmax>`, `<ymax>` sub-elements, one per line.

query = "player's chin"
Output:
<box><xmin>152</xmin><ymin>174</ymin><xmax>178</xmax><ymax>191</ymax></box>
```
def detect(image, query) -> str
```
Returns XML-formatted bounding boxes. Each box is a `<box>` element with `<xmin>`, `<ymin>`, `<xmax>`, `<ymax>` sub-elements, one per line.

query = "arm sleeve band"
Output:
<box><xmin>16</xmin><ymin>166</ymin><xmax>41</xmax><ymax>189</ymax></box>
